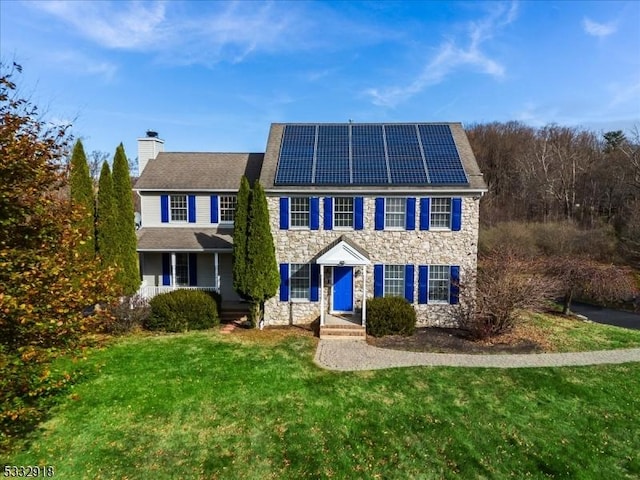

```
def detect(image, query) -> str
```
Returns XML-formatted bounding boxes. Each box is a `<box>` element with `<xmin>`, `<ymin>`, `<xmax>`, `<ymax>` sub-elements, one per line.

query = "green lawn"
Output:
<box><xmin>6</xmin><ymin>329</ymin><xmax>640</xmax><ymax>479</ymax></box>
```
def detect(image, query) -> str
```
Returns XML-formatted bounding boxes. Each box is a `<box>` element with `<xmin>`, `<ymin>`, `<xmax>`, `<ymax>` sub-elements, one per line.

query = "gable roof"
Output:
<box><xmin>260</xmin><ymin>123</ymin><xmax>487</xmax><ymax>194</ymax></box>
<box><xmin>135</xmin><ymin>152</ymin><xmax>263</xmax><ymax>191</ymax></box>
<box><xmin>314</xmin><ymin>235</ymin><xmax>370</xmax><ymax>265</ymax></box>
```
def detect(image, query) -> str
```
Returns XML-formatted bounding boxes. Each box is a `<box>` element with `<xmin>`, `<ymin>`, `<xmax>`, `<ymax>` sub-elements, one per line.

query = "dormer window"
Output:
<box><xmin>170</xmin><ymin>195</ymin><xmax>188</xmax><ymax>222</ymax></box>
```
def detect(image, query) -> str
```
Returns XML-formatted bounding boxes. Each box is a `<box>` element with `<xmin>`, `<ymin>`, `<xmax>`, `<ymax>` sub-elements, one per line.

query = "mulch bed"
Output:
<box><xmin>367</xmin><ymin>326</ymin><xmax>545</xmax><ymax>354</ymax></box>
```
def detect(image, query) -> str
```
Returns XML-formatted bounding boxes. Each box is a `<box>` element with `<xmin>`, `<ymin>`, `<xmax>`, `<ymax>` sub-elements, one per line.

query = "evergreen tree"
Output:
<box><xmin>245</xmin><ymin>181</ymin><xmax>279</xmax><ymax>326</ymax></box>
<box><xmin>69</xmin><ymin>139</ymin><xmax>95</xmax><ymax>259</ymax></box>
<box><xmin>232</xmin><ymin>176</ymin><xmax>251</xmax><ymax>299</ymax></box>
<box><xmin>97</xmin><ymin>161</ymin><xmax>118</xmax><ymax>274</ymax></box>
<box><xmin>112</xmin><ymin>143</ymin><xmax>140</xmax><ymax>295</ymax></box>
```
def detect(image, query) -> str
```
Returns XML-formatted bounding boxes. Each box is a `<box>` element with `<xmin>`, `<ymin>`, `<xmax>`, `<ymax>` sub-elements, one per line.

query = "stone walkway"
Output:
<box><xmin>314</xmin><ymin>340</ymin><xmax>640</xmax><ymax>371</ymax></box>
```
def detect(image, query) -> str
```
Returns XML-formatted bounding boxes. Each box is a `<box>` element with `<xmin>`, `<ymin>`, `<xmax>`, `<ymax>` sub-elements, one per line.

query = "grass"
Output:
<box><xmin>5</xmin><ymin>327</ymin><xmax>640</xmax><ymax>479</ymax></box>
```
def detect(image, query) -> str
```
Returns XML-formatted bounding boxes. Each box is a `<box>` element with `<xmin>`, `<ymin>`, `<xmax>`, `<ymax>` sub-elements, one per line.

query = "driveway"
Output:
<box><xmin>571</xmin><ymin>302</ymin><xmax>640</xmax><ymax>330</ymax></box>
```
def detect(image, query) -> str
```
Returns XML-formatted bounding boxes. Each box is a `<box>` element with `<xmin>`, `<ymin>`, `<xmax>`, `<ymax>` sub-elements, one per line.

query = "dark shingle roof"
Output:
<box><xmin>136</xmin><ymin>228</ymin><xmax>233</xmax><ymax>251</ymax></box>
<box><xmin>135</xmin><ymin>152</ymin><xmax>263</xmax><ymax>191</ymax></box>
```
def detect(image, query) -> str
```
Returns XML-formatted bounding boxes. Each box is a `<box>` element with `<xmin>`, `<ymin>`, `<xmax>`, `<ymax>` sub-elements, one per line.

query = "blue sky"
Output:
<box><xmin>2</xmin><ymin>0</ymin><xmax>639</xmax><ymax>172</ymax></box>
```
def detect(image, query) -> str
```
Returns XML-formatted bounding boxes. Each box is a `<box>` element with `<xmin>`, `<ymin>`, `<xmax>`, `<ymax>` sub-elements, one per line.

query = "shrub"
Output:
<box><xmin>366</xmin><ymin>297</ymin><xmax>416</xmax><ymax>337</ymax></box>
<box><xmin>101</xmin><ymin>295</ymin><xmax>151</xmax><ymax>335</ymax></box>
<box><xmin>146</xmin><ymin>290</ymin><xmax>219</xmax><ymax>332</ymax></box>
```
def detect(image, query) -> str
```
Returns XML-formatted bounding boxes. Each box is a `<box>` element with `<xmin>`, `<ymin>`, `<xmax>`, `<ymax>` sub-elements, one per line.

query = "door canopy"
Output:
<box><xmin>315</xmin><ymin>235</ymin><xmax>370</xmax><ymax>266</ymax></box>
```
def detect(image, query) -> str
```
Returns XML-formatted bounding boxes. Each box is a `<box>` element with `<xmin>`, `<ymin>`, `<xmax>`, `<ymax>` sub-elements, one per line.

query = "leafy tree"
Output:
<box><xmin>244</xmin><ymin>181</ymin><xmax>279</xmax><ymax>326</ymax></box>
<box><xmin>97</xmin><ymin>161</ymin><xmax>118</xmax><ymax>271</ymax></box>
<box><xmin>0</xmin><ymin>63</ymin><xmax>117</xmax><ymax>448</ymax></box>
<box><xmin>112</xmin><ymin>143</ymin><xmax>140</xmax><ymax>295</ymax></box>
<box><xmin>232</xmin><ymin>175</ymin><xmax>251</xmax><ymax>300</ymax></box>
<box><xmin>69</xmin><ymin>139</ymin><xmax>95</xmax><ymax>259</ymax></box>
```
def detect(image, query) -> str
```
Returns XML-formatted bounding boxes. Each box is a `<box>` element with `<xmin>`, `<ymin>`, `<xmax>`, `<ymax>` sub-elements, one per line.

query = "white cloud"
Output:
<box><xmin>48</xmin><ymin>50</ymin><xmax>118</xmax><ymax>82</ymax></box>
<box><xmin>582</xmin><ymin>17</ymin><xmax>617</xmax><ymax>37</ymax></box>
<box><xmin>365</xmin><ymin>1</ymin><xmax>518</xmax><ymax>107</ymax></box>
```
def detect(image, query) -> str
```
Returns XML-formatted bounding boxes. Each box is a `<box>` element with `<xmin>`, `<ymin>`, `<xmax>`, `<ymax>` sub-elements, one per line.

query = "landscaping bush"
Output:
<box><xmin>146</xmin><ymin>290</ymin><xmax>219</xmax><ymax>332</ymax></box>
<box><xmin>101</xmin><ymin>295</ymin><xmax>151</xmax><ymax>335</ymax></box>
<box><xmin>366</xmin><ymin>297</ymin><xmax>416</xmax><ymax>337</ymax></box>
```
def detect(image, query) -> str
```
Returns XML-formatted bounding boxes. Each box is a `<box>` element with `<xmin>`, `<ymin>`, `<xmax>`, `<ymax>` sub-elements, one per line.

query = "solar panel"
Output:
<box><xmin>273</xmin><ymin>123</ymin><xmax>469</xmax><ymax>186</ymax></box>
<box><xmin>315</xmin><ymin>125</ymin><xmax>350</xmax><ymax>184</ymax></box>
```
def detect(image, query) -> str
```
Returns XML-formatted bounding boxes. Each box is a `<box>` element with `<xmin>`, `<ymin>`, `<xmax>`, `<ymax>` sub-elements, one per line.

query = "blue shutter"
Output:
<box><xmin>310</xmin><ymin>197</ymin><xmax>319</xmax><ymax>230</ymax></box>
<box><xmin>375</xmin><ymin>197</ymin><xmax>384</xmax><ymax>230</ymax></box>
<box><xmin>450</xmin><ymin>265</ymin><xmax>460</xmax><ymax>305</ymax></box>
<box><xmin>310</xmin><ymin>264</ymin><xmax>320</xmax><ymax>301</ymax></box>
<box><xmin>161</xmin><ymin>195</ymin><xmax>169</xmax><ymax>223</ymax></box>
<box><xmin>279</xmin><ymin>264</ymin><xmax>289</xmax><ymax>301</ymax></box>
<box><xmin>451</xmin><ymin>198</ymin><xmax>462</xmax><ymax>231</ymax></box>
<box><xmin>189</xmin><ymin>253</ymin><xmax>197</xmax><ymax>286</ymax></box>
<box><xmin>210</xmin><ymin>195</ymin><xmax>218</xmax><ymax>223</ymax></box>
<box><xmin>374</xmin><ymin>264</ymin><xmax>384</xmax><ymax>297</ymax></box>
<box><xmin>162</xmin><ymin>253</ymin><xmax>171</xmax><ymax>286</ymax></box>
<box><xmin>419</xmin><ymin>198</ymin><xmax>430</xmax><ymax>230</ymax></box>
<box><xmin>404</xmin><ymin>265</ymin><xmax>414</xmax><ymax>303</ymax></box>
<box><xmin>418</xmin><ymin>265</ymin><xmax>428</xmax><ymax>304</ymax></box>
<box><xmin>188</xmin><ymin>195</ymin><xmax>196</xmax><ymax>223</ymax></box>
<box><xmin>279</xmin><ymin>197</ymin><xmax>289</xmax><ymax>230</ymax></box>
<box><xmin>406</xmin><ymin>197</ymin><xmax>416</xmax><ymax>230</ymax></box>
<box><xmin>354</xmin><ymin>197</ymin><xmax>364</xmax><ymax>230</ymax></box>
<box><xmin>324</xmin><ymin>197</ymin><xmax>333</xmax><ymax>230</ymax></box>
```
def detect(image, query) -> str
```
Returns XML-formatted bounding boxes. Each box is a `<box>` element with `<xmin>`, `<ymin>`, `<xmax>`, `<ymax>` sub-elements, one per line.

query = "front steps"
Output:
<box><xmin>319</xmin><ymin>323</ymin><xmax>366</xmax><ymax>340</ymax></box>
<box><xmin>220</xmin><ymin>302</ymin><xmax>250</xmax><ymax>324</ymax></box>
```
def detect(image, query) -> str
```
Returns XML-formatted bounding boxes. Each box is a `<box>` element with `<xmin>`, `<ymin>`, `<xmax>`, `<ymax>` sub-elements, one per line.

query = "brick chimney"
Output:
<box><xmin>137</xmin><ymin>130</ymin><xmax>164</xmax><ymax>174</ymax></box>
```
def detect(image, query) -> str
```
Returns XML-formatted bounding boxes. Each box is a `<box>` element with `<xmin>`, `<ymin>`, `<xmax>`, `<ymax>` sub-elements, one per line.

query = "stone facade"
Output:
<box><xmin>263</xmin><ymin>195</ymin><xmax>480</xmax><ymax>326</ymax></box>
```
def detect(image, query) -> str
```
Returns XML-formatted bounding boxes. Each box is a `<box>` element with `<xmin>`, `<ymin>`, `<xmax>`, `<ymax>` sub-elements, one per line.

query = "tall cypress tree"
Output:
<box><xmin>69</xmin><ymin>139</ymin><xmax>95</xmax><ymax>259</ymax></box>
<box><xmin>232</xmin><ymin>176</ymin><xmax>251</xmax><ymax>299</ymax></box>
<box><xmin>245</xmin><ymin>181</ymin><xmax>279</xmax><ymax>326</ymax></box>
<box><xmin>112</xmin><ymin>143</ymin><xmax>140</xmax><ymax>295</ymax></box>
<box><xmin>97</xmin><ymin>161</ymin><xmax>118</xmax><ymax>273</ymax></box>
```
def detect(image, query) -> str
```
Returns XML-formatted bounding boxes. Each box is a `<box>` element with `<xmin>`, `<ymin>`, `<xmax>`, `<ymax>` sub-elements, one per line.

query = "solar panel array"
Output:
<box><xmin>274</xmin><ymin>123</ymin><xmax>468</xmax><ymax>186</ymax></box>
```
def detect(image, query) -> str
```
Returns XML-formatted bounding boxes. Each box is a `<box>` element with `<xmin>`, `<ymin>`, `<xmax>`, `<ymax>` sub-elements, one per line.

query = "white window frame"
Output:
<box><xmin>290</xmin><ymin>197</ymin><xmax>310</xmax><ymax>229</ymax></box>
<box><xmin>290</xmin><ymin>263</ymin><xmax>311</xmax><ymax>301</ymax></box>
<box><xmin>170</xmin><ymin>194</ymin><xmax>188</xmax><ymax>223</ymax></box>
<box><xmin>219</xmin><ymin>195</ymin><xmax>237</xmax><ymax>225</ymax></box>
<box><xmin>428</xmin><ymin>265</ymin><xmax>450</xmax><ymax>303</ymax></box>
<box><xmin>333</xmin><ymin>197</ymin><xmax>354</xmax><ymax>229</ymax></box>
<box><xmin>174</xmin><ymin>253</ymin><xmax>190</xmax><ymax>286</ymax></box>
<box><xmin>385</xmin><ymin>197</ymin><xmax>406</xmax><ymax>230</ymax></box>
<box><xmin>430</xmin><ymin>198</ymin><xmax>452</xmax><ymax>230</ymax></box>
<box><xmin>383</xmin><ymin>265</ymin><xmax>405</xmax><ymax>298</ymax></box>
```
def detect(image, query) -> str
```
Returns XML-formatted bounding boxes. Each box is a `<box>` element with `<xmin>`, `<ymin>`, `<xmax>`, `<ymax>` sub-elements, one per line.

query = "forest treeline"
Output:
<box><xmin>466</xmin><ymin>122</ymin><xmax>640</xmax><ymax>268</ymax></box>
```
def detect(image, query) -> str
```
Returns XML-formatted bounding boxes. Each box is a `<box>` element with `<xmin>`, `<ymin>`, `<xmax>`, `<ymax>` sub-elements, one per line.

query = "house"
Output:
<box><xmin>134</xmin><ymin>123</ymin><xmax>487</xmax><ymax>329</ymax></box>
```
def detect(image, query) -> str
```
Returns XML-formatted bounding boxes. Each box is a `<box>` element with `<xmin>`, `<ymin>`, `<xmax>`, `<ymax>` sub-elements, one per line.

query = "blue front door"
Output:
<box><xmin>332</xmin><ymin>266</ymin><xmax>354</xmax><ymax>312</ymax></box>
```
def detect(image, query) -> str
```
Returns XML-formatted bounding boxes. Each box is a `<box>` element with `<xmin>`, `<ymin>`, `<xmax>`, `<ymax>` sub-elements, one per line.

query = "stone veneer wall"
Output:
<box><xmin>263</xmin><ymin>196</ymin><xmax>480</xmax><ymax>327</ymax></box>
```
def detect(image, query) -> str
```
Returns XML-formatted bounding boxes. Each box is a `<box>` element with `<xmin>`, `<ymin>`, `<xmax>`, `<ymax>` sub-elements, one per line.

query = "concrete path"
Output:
<box><xmin>314</xmin><ymin>340</ymin><xmax>640</xmax><ymax>371</ymax></box>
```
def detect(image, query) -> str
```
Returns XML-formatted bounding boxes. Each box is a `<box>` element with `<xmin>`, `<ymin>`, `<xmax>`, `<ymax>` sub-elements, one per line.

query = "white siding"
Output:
<box><xmin>139</xmin><ymin>193</ymin><xmax>215</xmax><ymax>227</ymax></box>
<box><xmin>140</xmin><ymin>194</ymin><xmax>162</xmax><ymax>227</ymax></box>
<box><xmin>196</xmin><ymin>194</ymin><xmax>211</xmax><ymax>226</ymax></box>
<box><xmin>140</xmin><ymin>253</ymin><xmax>163</xmax><ymax>287</ymax></box>
<box><xmin>219</xmin><ymin>253</ymin><xmax>241</xmax><ymax>301</ymax></box>
<box><xmin>197</xmin><ymin>253</ymin><xmax>216</xmax><ymax>287</ymax></box>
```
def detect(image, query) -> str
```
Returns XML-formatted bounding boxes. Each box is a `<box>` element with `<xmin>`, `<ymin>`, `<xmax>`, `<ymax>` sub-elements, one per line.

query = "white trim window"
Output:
<box><xmin>430</xmin><ymin>198</ymin><xmax>451</xmax><ymax>229</ymax></box>
<box><xmin>170</xmin><ymin>194</ymin><xmax>188</xmax><ymax>222</ymax></box>
<box><xmin>290</xmin><ymin>263</ymin><xmax>310</xmax><ymax>300</ymax></box>
<box><xmin>385</xmin><ymin>198</ymin><xmax>405</xmax><ymax>229</ymax></box>
<box><xmin>175</xmin><ymin>253</ymin><xmax>189</xmax><ymax>286</ymax></box>
<box><xmin>429</xmin><ymin>265</ymin><xmax>450</xmax><ymax>303</ymax></box>
<box><xmin>334</xmin><ymin>197</ymin><xmax>354</xmax><ymax>228</ymax></box>
<box><xmin>384</xmin><ymin>265</ymin><xmax>405</xmax><ymax>297</ymax></box>
<box><xmin>219</xmin><ymin>195</ymin><xmax>237</xmax><ymax>224</ymax></box>
<box><xmin>290</xmin><ymin>197</ymin><xmax>310</xmax><ymax>228</ymax></box>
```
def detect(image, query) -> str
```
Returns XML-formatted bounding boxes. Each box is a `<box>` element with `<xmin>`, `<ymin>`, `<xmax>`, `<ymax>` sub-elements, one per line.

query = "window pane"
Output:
<box><xmin>170</xmin><ymin>195</ymin><xmax>187</xmax><ymax>222</ymax></box>
<box><xmin>430</xmin><ymin>198</ymin><xmax>451</xmax><ymax>229</ymax></box>
<box><xmin>334</xmin><ymin>197</ymin><xmax>354</xmax><ymax>228</ymax></box>
<box><xmin>290</xmin><ymin>197</ymin><xmax>310</xmax><ymax>227</ymax></box>
<box><xmin>428</xmin><ymin>265</ymin><xmax>449</xmax><ymax>302</ymax></box>
<box><xmin>385</xmin><ymin>197</ymin><xmax>405</xmax><ymax>228</ymax></box>
<box><xmin>384</xmin><ymin>265</ymin><xmax>405</xmax><ymax>297</ymax></box>
<box><xmin>290</xmin><ymin>263</ymin><xmax>310</xmax><ymax>300</ymax></box>
<box><xmin>220</xmin><ymin>195</ymin><xmax>237</xmax><ymax>223</ymax></box>
<box><xmin>175</xmin><ymin>253</ymin><xmax>189</xmax><ymax>286</ymax></box>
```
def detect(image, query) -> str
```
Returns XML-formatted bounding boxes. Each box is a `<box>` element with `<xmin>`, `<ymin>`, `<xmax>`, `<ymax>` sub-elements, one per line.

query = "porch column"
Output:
<box><xmin>320</xmin><ymin>265</ymin><xmax>325</xmax><ymax>326</ymax></box>
<box><xmin>171</xmin><ymin>252</ymin><xmax>177</xmax><ymax>289</ymax></box>
<box><xmin>362</xmin><ymin>265</ymin><xmax>367</xmax><ymax>327</ymax></box>
<box><xmin>214</xmin><ymin>252</ymin><xmax>219</xmax><ymax>290</ymax></box>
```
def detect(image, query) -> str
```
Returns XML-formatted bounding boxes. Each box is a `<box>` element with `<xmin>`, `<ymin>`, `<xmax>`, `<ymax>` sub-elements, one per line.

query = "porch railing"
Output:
<box><xmin>137</xmin><ymin>285</ymin><xmax>220</xmax><ymax>300</ymax></box>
